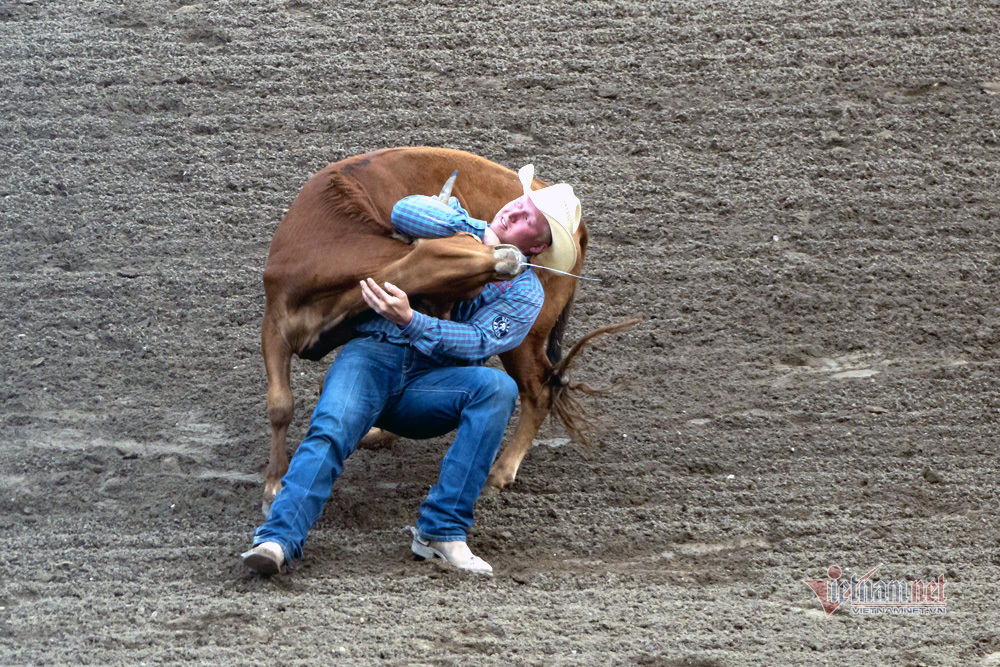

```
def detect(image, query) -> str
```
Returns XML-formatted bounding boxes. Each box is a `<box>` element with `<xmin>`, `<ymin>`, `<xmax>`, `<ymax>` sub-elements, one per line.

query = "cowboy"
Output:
<box><xmin>242</xmin><ymin>165</ymin><xmax>581</xmax><ymax>576</ymax></box>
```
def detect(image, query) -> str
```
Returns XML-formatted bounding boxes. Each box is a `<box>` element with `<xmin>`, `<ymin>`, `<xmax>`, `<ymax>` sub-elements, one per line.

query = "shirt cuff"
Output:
<box><xmin>398</xmin><ymin>310</ymin><xmax>430</xmax><ymax>340</ymax></box>
<box><xmin>466</xmin><ymin>216</ymin><xmax>487</xmax><ymax>236</ymax></box>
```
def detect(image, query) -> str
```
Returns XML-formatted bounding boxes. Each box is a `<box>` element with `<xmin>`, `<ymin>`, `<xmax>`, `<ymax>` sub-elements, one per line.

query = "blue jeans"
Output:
<box><xmin>253</xmin><ymin>336</ymin><xmax>519</xmax><ymax>563</ymax></box>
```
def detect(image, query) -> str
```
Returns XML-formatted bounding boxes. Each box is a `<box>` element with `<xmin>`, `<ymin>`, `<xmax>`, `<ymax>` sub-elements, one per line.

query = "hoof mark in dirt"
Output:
<box><xmin>182</xmin><ymin>30</ymin><xmax>229</xmax><ymax>46</ymax></box>
<box><xmin>534</xmin><ymin>437</ymin><xmax>571</xmax><ymax>448</ymax></box>
<box><xmin>886</xmin><ymin>80</ymin><xmax>955</xmax><ymax>103</ymax></box>
<box><xmin>636</xmin><ymin>656</ymin><xmax>721</xmax><ymax>667</ymax></box>
<box><xmin>830</xmin><ymin>368</ymin><xmax>878</xmax><ymax>379</ymax></box>
<box><xmin>672</xmin><ymin>537</ymin><xmax>768</xmax><ymax>557</ymax></box>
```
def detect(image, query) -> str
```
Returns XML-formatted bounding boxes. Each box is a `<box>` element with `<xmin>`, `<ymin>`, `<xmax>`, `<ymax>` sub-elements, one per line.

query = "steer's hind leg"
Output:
<box><xmin>484</xmin><ymin>384</ymin><xmax>550</xmax><ymax>493</ymax></box>
<box><xmin>485</xmin><ymin>330</ymin><xmax>553</xmax><ymax>493</ymax></box>
<box><xmin>262</xmin><ymin>313</ymin><xmax>293</xmax><ymax>516</ymax></box>
<box><xmin>485</xmin><ymin>275</ymin><xmax>578</xmax><ymax>493</ymax></box>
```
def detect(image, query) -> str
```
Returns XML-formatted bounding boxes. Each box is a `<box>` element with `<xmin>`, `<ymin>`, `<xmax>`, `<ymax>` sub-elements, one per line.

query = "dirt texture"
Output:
<box><xmin>3</xmin><ymin>0</ymin><xmax>1000</xmax><ymax>665</ymax></box>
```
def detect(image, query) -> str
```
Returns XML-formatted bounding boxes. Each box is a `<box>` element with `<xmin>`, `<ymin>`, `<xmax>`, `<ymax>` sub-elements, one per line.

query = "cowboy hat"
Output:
<box><xmin>518</xmin><ymin>164</ymin><xmax>581</xmax><ymax>273</ymax></box>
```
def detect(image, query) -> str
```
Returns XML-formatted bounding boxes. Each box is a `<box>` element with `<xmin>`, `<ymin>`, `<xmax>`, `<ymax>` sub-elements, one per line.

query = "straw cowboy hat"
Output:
<box><xmin>518</xmin><ymin>165</ymin><xmax>581</xmax><ymax>274</ymax></box>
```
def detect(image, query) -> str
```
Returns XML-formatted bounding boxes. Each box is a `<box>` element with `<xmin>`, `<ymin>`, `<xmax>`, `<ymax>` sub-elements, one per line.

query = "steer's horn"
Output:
<box><xmin>437</xmin><ymin>170</ymin><xmax>458</xmax><ymax>203</ymax></box>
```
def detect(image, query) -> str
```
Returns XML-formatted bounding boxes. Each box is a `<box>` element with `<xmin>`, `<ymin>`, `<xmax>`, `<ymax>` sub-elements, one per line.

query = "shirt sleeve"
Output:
<box><xmin>397</xmin><ymin>272</ymin><xmax>545</xmax><ymax>361</ymax></box>
<box><xmin>391</xmin><ymin>195</ymin><xmax>487</xmax><ymax>240</ymax></box>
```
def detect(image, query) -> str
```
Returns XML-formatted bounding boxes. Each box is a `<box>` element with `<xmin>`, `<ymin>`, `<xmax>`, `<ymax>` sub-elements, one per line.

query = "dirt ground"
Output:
<box><xmin>3</xmin><ymin>0</ymin><xmax>1000</xmax><ymax>664</ymax></box>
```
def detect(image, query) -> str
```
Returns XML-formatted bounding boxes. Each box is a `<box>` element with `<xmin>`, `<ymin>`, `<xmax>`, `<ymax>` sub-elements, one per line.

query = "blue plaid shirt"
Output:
<box><xmin>354</xmin><ymin>195</ymin><xmax>545</xmax><ymax>365</ymax></box>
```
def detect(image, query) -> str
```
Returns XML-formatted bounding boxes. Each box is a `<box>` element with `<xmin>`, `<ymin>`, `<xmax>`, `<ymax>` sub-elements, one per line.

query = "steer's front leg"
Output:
<box><xmin>364</xmin><ymin>234</ymin><xmax>524</xmax><ymax>309</ymax></box>
<box><xmin>390</xmin><ymin>234</ymin><xmax>525</xmax><ymax>292</ymax></box>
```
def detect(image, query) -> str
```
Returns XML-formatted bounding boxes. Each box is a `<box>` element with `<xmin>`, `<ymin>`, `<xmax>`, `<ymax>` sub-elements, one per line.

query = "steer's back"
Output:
<box><xmin>263</xmin><ymin>146</ymin><xmax>531</xmax><ymax>356</ymax></box>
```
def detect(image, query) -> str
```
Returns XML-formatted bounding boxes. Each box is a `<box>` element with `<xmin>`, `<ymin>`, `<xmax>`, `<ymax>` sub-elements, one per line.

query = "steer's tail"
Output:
<box><xmin>545</xmin><ymin>315</ymin><xmax>642</xmax><ymax>447</ymax></box>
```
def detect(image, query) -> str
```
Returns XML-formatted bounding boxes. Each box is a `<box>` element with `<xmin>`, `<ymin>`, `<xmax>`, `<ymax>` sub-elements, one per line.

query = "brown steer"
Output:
<box><xmin>261</xmin><ymin>146</ymin><xmax>635</xmax><ymax>513</ymax></box>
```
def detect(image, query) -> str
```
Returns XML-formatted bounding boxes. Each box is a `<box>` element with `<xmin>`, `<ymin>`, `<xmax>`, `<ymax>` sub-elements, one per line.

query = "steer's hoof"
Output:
<box><xmin>480</xmin><ymin>484</ymin><xmax>502</xmax><ymax>499</ymax></box>
<box><xmin>484</xmin><ymin>469</ymin><xmax>514</xmax><ymax>494</ymax></box>
<box><xmin>493</xmin><ymin>244</ymin><xmax>526</xmax><ymax>278</ymax></box>
<box><xmin>261</xmin><ymin>485</ymin><xmax>279</xmax><ymax>517</ymax></box>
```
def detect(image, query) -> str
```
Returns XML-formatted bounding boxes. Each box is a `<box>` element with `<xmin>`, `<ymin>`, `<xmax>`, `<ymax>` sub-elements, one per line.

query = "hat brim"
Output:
<box><xmin>519</xmin><ymin>164</ymin><xmax>579</xmax><ymax>273</ymax></box>
<box><xmin>528</xmin><ymin>204</ymin><xmax>578</xmax><ymax>274</ymax></box>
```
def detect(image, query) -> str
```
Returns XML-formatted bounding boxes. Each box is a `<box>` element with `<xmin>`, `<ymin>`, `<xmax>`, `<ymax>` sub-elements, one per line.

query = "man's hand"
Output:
<box><xmin>360</xmin><ymin>278</ymin><xmax>413</xmax><ymax>327</ymax></box>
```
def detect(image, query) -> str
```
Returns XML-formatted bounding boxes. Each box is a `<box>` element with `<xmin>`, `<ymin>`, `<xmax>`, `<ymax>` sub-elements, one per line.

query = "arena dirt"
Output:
<box><xmin>3</xmin><ymin>1</ymin><xmax>1000</xmax><ymax>664</ymax></box>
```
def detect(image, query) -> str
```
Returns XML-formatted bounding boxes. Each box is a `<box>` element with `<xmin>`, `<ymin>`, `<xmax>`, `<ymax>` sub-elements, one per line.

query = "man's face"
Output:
<box><xmin>489</xmin><ymin>195</ymin><xmax>551</xmax><ymax>256</ymax></box>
